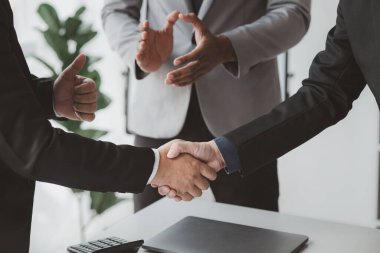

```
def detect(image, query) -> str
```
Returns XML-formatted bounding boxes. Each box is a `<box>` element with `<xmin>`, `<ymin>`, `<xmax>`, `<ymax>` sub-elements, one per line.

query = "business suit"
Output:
<box><xmin>0</xmin><ymin>1</ymin><xmax>155</xmax><ymax>251</ymax></box>
<box><xmin>102</xmin><ymin>0</ymin><xmax>310</xmax><ymax>212</ymax></box>
<box><xmin>219</xmin><ymin>0</ymin><xmax>380</xmax><ymax>177</ymax></box>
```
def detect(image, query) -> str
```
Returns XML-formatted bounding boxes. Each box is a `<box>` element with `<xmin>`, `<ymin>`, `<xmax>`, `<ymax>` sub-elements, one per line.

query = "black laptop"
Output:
<box><xmin>142</xmin><ymin>216</ymin><xmax>308</xmax><ymax>253</ymax></box>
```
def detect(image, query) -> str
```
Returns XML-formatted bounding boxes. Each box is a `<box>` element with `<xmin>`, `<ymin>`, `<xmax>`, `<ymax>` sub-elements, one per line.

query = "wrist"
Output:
<box><xmin>217</xmin><ymin>35</ymin><xmax>237</xmax><ymax>63</ymax></box>
<box><xmin>209</xmin><ymin>140</ymin><xmax>226</xmax><ymax>172</ymax></box>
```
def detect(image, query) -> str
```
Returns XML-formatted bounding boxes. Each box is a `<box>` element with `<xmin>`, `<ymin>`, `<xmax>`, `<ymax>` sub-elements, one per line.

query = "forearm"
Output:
<box><xmin>30</xmin><ymin>75</ymin><xmax>66</xmax><ymax>120</ymax></box>
<box><xmin>102</xmin><ymin>0</ymin><xmax>142</xmax><ymax>73</ymax></box>
<box><xmin>215</xmin><ymin>35</ymin><xmax>238</xmax><ymax>65</ymax></box>
<box><xmin>221</xmin><ymin>4</ymin><xmax>367</xmax><ymax>176</ymax></box>
<box><xmin>222</xmin><ymin>1</ymin><xmax>311</xmax><ymax>78</ymax></box>
<box><xmin>0</xmin><ymin>25</ymin><xmax>154</xmax><ymax>194</ymax></box>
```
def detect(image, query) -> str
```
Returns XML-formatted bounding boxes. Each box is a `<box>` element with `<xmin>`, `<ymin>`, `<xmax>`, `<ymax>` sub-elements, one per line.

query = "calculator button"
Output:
<box><xmin>68</xmin><ymin>247</ymin><xmax>88</xmax><ymax>253</ymax></box>
<box><xmin>81</xmin><ymin>243</ymin><xmax>101</xmax><ymax>251</ymax></box>
<box><xmin>109</xmin><ymin>237</ymin><xmax>129</xmax><ymax>243</ymax></box>
<box><xmin>99</xmin><ymin>239</ymin><xmax>119</xmax><ymax>246</ymax></box>
<box><xmin>89</xmin><ymin>241</ymin><xmax>108</xmax><ymax>248</ymax></box>
<box><xmin>71</xmin><ymin>246</ymin><xmax>92</xmax><ymax>253</ymax></box>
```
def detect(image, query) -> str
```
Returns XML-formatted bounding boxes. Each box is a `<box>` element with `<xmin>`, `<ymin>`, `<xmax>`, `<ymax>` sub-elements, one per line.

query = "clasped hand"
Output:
<box><xmin>150</xmin><ymin>140</ymin><xmax>225</xmax><ymax>202</ymax></box>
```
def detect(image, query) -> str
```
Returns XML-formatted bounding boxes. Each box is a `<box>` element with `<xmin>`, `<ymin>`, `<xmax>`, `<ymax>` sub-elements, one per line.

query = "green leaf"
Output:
<box><xmin>79</xmin><ymin>70</ymin><xmax>101</xmax><ymax>88</ymax></box>
<box><xmin>29</xmin><ymin>55</ymin><xmax>58</xmax><ymax>78</ymax></box>
<box><xmin>43</xmin><ymin>29</ymin><xmax>69</xmax><ymax>63</ymax></box>
<box><xmin>76</xmin><ymin>129</ymin><xmax>108</xmax><ymax>140</ymax></box>
<box><xmin>64</xmin><ymin>17</ymin><xmax>82</xmax><ymax>39</ymax></box>
<box><xmin>72</xmin><ymin>188</ymin><xmax>84</xmax><ymax>194</ymax></box>
<box><xmin>57</xmin><ymin>120</ymin><xmax>82</xmax><ymax>133</ymax></box>
<box><xmin>37</xmin><ymin>4</ymin><xmax>61</xmax><ymax>33</ymax></box>
<box><xmin>86</xmin><ymin>56</ymin><xmax>102</xmax><ymax>67</ymax></box>
<box><xmin>74</xmin><ymin>6</ymin><xmax>86</xmax><ymax>19</ymax></box>
<box><xmin>61</xmin><ymin>54</ymin><xmax>78</xmax><ymax>71</ymax></box>
<box><xmin>97</xmin><ymin>93</ymin><xmax>112</xmax><ymax>111</ymax></box>
<box><xmin>90</xmin><ymin>192</ymin><xmax>122</xmax><ymax>215</ymax></box>
<box><xmin>74</xmin><ymin>30</ymin><xmax>97</xmax><ymax>51</ymax></box>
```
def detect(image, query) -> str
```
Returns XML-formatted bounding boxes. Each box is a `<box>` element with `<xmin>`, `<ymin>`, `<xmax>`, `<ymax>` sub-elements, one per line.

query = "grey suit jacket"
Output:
<box><xmin>102</xmin><ymin>0</ymin><xmax>311</xmax><ymax>139</ymax></box>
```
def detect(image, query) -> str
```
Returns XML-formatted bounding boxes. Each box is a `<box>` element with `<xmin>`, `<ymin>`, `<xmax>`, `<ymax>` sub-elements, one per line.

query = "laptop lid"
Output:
<box><xmin>143</xmin><ymin>216</ymin><xmax>308</xmax><ymax>253</ymax></box>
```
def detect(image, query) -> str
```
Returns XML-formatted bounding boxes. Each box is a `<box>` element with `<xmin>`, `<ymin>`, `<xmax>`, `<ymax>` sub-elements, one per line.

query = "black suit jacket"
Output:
<box><xmin>223</xmin><ymin>0</ymin><xmax>378</xmax><ymax>177</ymax></box>
<box><xmin>0</xmin><ymin>1</ymin><xmax>154</xmax><ymax>251</ymax></box>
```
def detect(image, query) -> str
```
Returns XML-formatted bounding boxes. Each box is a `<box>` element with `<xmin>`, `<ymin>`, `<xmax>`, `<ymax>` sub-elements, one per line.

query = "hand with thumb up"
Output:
<box><xmin>53</xmin><ymin>54</ymin><xmax>98</xmax><ymax>122</ymax></box>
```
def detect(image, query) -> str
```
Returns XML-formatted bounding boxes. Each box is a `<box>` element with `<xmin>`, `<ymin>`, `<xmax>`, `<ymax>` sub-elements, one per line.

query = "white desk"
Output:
<box><xmin>97</xmin><ymin>199</ymin><xmax>380</xmax><ymax>253</ymax></box>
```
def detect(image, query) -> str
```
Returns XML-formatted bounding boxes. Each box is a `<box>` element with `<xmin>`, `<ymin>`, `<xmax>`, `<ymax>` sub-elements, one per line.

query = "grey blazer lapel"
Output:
<box><xmin>198</xmin><ymin>0</ymin><xmax>215</xmax><ymax>20</ymax></box>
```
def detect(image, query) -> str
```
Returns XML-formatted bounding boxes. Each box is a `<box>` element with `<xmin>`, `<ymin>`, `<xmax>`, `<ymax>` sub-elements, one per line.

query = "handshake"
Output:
<box><xmin>150</xmin><ymin>140</ymin><xmax>226</xmax><ymax>202</ymax></box>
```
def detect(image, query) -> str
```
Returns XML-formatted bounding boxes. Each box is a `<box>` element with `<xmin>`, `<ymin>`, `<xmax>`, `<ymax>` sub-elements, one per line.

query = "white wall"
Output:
<box><xmin>279</xmin><ymin>0</ymin><xmax>380</xmax><ymax>227</ymax></box>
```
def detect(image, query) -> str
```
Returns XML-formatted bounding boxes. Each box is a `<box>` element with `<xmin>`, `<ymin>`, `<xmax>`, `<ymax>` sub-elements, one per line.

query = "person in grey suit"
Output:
<box><xmin>102</xmin><ymin>0</ymin><xmax>311</xmax><ymax>212</ymax></box>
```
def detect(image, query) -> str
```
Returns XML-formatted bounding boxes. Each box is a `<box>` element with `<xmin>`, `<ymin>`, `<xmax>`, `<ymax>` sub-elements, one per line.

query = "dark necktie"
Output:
<box><xmin>191</xmin><ymin>0</ymin><xmax>203</xmax><ymax>15</ymax></box>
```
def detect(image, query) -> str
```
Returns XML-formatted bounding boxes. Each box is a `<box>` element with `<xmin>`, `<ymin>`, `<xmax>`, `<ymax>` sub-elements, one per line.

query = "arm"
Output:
<box><xmin>30</xmin><ymin>75</ymin><xmax>58</xmax><ymax>120</ymax></box>
<box><xmin>166</xmin><ymin>0</ymin><xmax>310</xmax><ymax>86</ymax></box>
<box><xmin>102</xmin><ymin>0</ymin><xmax>179</xmax><ymax>78</ymax></box>
<box><xmin>0</xmin><ymin>22</ymin><xmax>216</xmax><ymax>196</ymax></box>
<box><xmin>165</xmin><ymin>3</ymin><xmax>367</xmax><ymax>178</ymax></box>
<box><xmin>102</xmin><ymin>0</ymin><xmax>142</xmax><ymax>77</ymax></box>
<box><xmin>223</xmin><ymin>0</ymin><xmax>311</xmax><ymax>78</ymax></box>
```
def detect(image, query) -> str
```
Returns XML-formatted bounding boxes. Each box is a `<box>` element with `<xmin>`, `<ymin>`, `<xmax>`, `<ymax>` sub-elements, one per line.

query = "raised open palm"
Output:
<box><xmin>136</xmin><ymin>10</ymin><xmax>180</xmax><ymax>73</ymax></box>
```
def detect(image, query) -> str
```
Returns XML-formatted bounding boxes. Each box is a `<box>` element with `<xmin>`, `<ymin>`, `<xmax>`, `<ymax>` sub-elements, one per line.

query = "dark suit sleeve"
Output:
<box><xmin>223</xmin><ymin>4</ymin><xmax>367</xmax><ymax>177</ymax></box>
<box><xmin>29</xmin><ymin>75</ymin><xmax>63</xmax><ymax>120</ymax></box>
<box><xmin>0</xmin><ymin>22</ymin><xmax>154</xmax><ymax>194</ymax></box>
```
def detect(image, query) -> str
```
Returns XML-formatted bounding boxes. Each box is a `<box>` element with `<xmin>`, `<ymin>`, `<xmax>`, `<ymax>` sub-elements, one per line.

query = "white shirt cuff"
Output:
<box><xmin>148</xmin><ymin>149</ymin><xmax>160</xmax><ymax>184</ymax></box>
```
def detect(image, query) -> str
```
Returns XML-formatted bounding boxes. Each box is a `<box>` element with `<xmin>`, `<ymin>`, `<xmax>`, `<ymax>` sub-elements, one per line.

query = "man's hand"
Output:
<box><xmin>156</xmin><ymin>140</ymin><xmax>226</xmax><ymax>201</ymax></box>
<box><xmin>136</xmin><ymin>10</ymin><xmax>180</xmax><ymax>73</ymax></box>
<box><xmin>168</xmin><ymin>140</ymin><xmax>226</xmax><ymax>172</ymax></box>
<box><xmin>150</xmin><ymin>141</ymin><xmax>218</xmax><ymax>201</ymax></box>
<box><xmin>165</xmin><ymin>13</ymin><xmax>237</xmax><ymax>86</ymax></box>
<box><xmin>54</xmin><ymin>54</ymin><xmax>98</xmax><ymax>121</ymax></box>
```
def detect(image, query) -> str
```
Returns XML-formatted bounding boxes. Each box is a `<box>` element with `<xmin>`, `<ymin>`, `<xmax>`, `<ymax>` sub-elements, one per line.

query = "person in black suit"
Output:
<box><xmin>0</xmin><ymin>1</ymin><xmax>217</xmax><ymax>251</ymax></box>
<box><xmin>158</xmin><ymin>0</ymin><xmax>379</xmax><ymax>200</ymax></box>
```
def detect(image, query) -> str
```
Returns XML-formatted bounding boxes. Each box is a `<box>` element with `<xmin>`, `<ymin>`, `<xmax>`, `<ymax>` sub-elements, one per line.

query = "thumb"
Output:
<box><xmin>179</xmin><ymin>13</ymin><xmax>204</xmax><ymax>32</ymax></box>
<box><xmin>164</xmin><ymin>10</ymin><xmax>180</xmax><ymax>32</ymax></box>
<box><xmin>62</xmin><ymin>54</ymin><xmax>87</xmax><ymax>79</ymax></box>
<box><xmin>167</xmin><ymin>142</ymin><xmax>193</xmax><ymax>159</ymax></box>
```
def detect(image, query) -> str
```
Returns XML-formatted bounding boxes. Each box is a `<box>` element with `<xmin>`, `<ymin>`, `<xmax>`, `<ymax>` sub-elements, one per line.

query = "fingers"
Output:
<box><xmin>167</xmin><ymin>189</ymin><xmax>178</xmax><ymax>199</ymax></box>
<box><xmin>74</xmin><ymin>92</ymin><xmax>97</xmax><ymax>104</ymax></box>
<box><xmin>177</xmin><ymin>192</ymin><xmax>193</xmax><ymax>202</ymax></box>
<box><xmin>194</xmin><ymin>176</ymin><xmax>210</xmax><ymax>191</ymax></box>
<box><xmin>73</xmin><ymin>79</ymin><xmax>97</xmax><ymax>121</ymax></box>
<box><xmin>61</xmin><ymin>54</ymin><xmax>86</xmax><ymax>80</ymax></box>
<box><xmin>200</xmin><ymin>164</ymin><xmax>217</xmax><ymax>181</ymax></box>
<box><xmin>137</xmin><ymin>21</ymin><xmax>149</xmax><ymax>56</ymax></box>
<box><xmin>166</xmin><ymin>65</ymin><xmax>205</xmax><ymax>86</ymax></box>
<box><xmin>179</xmin><ymin>13</ymin><xmax>204</xmax><ymax>32</ymax></box>
<box><xmin>73</xmin><ymin>102</ymin><xmax>97</xmax><ymax>114</ymax></box>
<box><xmin>167</xmin><ymin>60</ymin><xmax>201</xmax><ymax>81</ymax></box>
<box><xmin>187</xmin><ymin>185</ymin><xmax>202</xmax><ymax>198</ymax></box>
<box><xmin>158</xmin><ymin>186</ymin><xmax>171</xmax><ymax>196</ymax></box>
<box><xmin>75</xmin><ymin>112</ymin><xmax>95</xmax><ymax>122</ymax></box>
<box><xmin>139</xmin><ymin>20</ymin><xmax>150</xmax><ymax>32</ymax></box>
<box><xmin>173</xmin><ymin>47</ymin><xmax>203</xmax><ymax>66</ymax></box>
<box><xmin>167</xmin><ymin>141</ymin><xmax>196</xmax><ymax>159</ymax></box>
<box><xmin>74</xmin><ymin>79</ymin><xmax>96</xmax><ymax>94</ymax></box>
<box><xmin>164</xmin><ymin>10</ymin><xmax>180</xmax><ymax>32</ymax></box>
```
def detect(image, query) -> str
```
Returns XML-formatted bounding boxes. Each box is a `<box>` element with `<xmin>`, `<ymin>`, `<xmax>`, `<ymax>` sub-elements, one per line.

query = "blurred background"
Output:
<box><xmin>9</xmin><ymin>0</ymin><xmax>379</xmax><ymax>252</ymax></box>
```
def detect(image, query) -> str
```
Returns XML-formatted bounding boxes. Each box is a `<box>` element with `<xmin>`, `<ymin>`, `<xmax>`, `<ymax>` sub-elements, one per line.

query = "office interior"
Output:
<box><xmin>8</xmin><ymin>0</ymin><xmax>380</xmax><ymax>252</ymax></box>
